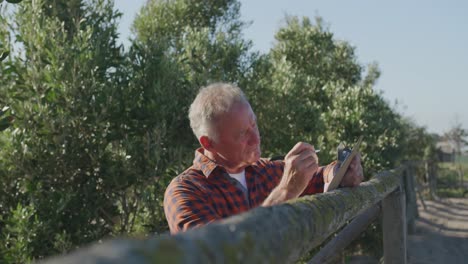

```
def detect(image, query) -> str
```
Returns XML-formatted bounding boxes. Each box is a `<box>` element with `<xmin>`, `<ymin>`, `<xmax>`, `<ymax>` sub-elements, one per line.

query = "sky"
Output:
<box><xmin>114</xmin><ymin>0</ymin><xmax>468</xmax><ymax>135</ymax></box>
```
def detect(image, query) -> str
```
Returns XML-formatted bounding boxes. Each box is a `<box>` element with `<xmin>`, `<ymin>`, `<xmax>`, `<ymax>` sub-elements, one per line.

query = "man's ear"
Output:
<box><xmin>199</xmin><ymin>136</ymin><xmax>214</xmax><ymax>151</ymax></box>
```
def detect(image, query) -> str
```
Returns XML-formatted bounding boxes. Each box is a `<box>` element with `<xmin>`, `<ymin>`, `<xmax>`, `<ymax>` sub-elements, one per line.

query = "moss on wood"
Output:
<box><xmin>41</xmin><ymin>170</ymin><xmax>401</xmax><ymax>264</ymax></box>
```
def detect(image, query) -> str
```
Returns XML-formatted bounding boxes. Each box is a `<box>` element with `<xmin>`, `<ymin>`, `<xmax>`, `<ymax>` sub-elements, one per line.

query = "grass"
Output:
<box><xmin>436</xmin><ymin>155</ymin><xmax>468</xmax><ymax>198</ymax></box>
<box><xmin>437</xmin><ymin>188</ymin><xmax>468</xmax><ymax>198</ymax></box>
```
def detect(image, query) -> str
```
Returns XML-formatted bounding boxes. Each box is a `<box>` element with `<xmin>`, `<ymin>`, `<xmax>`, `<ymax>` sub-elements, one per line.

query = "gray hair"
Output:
<box><xmin>189</xmin><ymin>83</ymin><xmax>249</xmax><ymax>142</ymax></box>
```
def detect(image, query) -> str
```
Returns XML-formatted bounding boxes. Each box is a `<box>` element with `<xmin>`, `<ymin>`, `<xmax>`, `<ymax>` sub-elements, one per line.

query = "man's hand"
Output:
<box><xmin>279</xmin><ymin>142</ymin><xmax>319</xmax><ymax>199</ymax></box>
<box><xmin>340</xmin><ymin>153</ymin><xmax>364</xmax><ymax>187</ymax></box>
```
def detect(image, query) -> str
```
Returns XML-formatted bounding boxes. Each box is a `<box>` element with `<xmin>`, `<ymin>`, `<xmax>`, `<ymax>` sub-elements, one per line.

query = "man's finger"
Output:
<box><xmin>297</xmin><ymin>149</ymin><xmax>317</xmax><ymax>162</ymax></box>
<box><xmin>294</xmin><ymin>155</ymin><xmax>316</xmax><ymax>171</ymax></box>
<box><xmin>288</xmin><ymin>142</ymin><xmax>315</xmax><ymax>156</ymax></box>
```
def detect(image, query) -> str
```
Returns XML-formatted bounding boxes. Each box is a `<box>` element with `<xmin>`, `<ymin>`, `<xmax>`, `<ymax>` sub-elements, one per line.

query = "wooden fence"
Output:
<box><xmin>41</xmin><ymin>166</ymin><xmax>419</xmax><ymax>264</ymax></box>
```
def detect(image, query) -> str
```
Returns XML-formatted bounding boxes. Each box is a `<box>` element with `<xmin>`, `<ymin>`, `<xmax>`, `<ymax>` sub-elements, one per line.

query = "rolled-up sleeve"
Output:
<box><xmin>164</xmin><ymin>178</ymin><xmax>221</xmax><ymax>234</ymax></box>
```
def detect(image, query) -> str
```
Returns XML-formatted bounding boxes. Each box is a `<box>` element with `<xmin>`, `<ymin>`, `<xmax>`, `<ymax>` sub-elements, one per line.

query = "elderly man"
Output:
<box><xmin>164</xmin><ymin>83</ymin><xmax>363</xmax><ymax>234</ymax></box>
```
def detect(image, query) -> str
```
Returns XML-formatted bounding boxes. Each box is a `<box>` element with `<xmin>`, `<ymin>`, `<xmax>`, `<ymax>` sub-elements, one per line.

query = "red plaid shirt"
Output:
<box><xmin>164</xmin><ymin>148</ymin><xmax>335</xmax><ymax>234</ymax></box>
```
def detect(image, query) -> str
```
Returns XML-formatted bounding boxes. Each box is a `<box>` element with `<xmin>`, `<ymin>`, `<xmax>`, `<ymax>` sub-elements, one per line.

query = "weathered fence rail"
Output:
<box><xmin>41</xmin><ymin>167</ymin><xmax>409</xmax><ymax>264</ymax></box>
<box><xmin>308</xmin><ymin>204</ymin><xmax>381</xmax><ymax>263</ymax></box>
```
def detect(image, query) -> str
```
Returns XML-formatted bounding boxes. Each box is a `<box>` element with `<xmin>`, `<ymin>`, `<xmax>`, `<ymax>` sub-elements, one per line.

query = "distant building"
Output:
<box><xmin>436</xmin><ymin>141</ymin><xmax>456</xmax><ymax>162</ymax></box>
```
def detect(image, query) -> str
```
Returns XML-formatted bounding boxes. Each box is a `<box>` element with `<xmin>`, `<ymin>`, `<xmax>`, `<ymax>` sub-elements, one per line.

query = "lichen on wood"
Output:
<box><xmin>41</xmin><ymin>169</ymin><xmax>402</xmax><ymax>264</ymax></box>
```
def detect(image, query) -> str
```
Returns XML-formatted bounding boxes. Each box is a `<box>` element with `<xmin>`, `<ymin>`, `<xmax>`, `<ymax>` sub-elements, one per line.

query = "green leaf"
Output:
<box><xmin>0</xmin><ymin>50</ymin><xmax>10</xmax><ymax>61</ymax></box>
<box><xmin>0</xmin><ymin>106</ymin><xmax>9</xmax><ymax>116</ymax></box>
<box><xmin>2</xmin><ymin>64</ymin><xmax>17</xmax><ymax>75</ymax></box>
<box><xmin>45</xmin><ymin>88</ymin><xmax>57</xmax><ymax>103</ymax></box>
<box><xmin>0</xmin><ymin>116</ymin><xmax>12</xmax><ymax>131</ymax></box>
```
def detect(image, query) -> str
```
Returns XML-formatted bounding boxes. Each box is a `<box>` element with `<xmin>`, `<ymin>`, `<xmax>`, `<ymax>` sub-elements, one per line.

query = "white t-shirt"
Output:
<box><xmin>228</xmin><ymin>170</ymin><xmax>247</xmax><ymax>190</ymax></box>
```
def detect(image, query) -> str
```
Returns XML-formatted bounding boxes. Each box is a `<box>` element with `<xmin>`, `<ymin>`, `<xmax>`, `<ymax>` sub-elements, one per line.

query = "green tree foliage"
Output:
<box><xmin>399</xmin><ymin>117</ymin><xmax>438</xmax><ymax>161</ymax></box>
<box><xmin>0</xmin><ymin>1</ymin><xmax>19</xmax><ymax>131</ymax></box>
<box><xmin>0</xmin><ymin>0</ymin><xmax>436</xmax><ymax>262</ymax></box>
<box><xmin>1</xmin><ymin>0</ymin><xmax>127</xmax><ymax>260</ymax></box>
<box><xmin>243</xmin><ymin>16</ymin><xmax>433</xmax><ymax>258</ymax></box>
<box><xmin>127</xmin><ymin>0</ymin><xmax>256</xmax><ymax>151</ymax></box>
<box><xmin>445</xmin><ymin>119</ymin><xmax>468</xmax><ymax>156</ymax></box>
<box><xmin>116</xmin><ymin>0</ymin><xmax>259</xmax><ymax>235</ymax></box>
<box><xmin>272</xmin><ymin>17</ymin><xmax>362</xmax><ymax>88</ymax></box>
<box><xmin>245</xmin><ymin>16</ymin><xmax>411</xmax><ymax>175</ymax></box>
<box><xmin>246</xmin><ymin>16</ymin><xmax>366</xmax><ymax>155</ymax></box>
<box><xmin>444</xmin><ymin>119</ymin><xmax>468</xmax><ymax>185</ymax></box>
<box><xmin>1</xmin><ymin>0</ymin><xmax>257</xmax><ymax>261</ymax></box>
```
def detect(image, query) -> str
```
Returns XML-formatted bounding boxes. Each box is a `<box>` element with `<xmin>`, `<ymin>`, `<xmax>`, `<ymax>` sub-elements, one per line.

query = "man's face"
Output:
<box><xmin>211</xmin><ymin>102</ymin><xmax>261</xmax><ymax>171</ymax></box>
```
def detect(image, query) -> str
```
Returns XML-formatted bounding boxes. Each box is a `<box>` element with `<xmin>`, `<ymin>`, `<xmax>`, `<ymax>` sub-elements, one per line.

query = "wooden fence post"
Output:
<box><xmin>403</xmin><ymin>164</ymin><xmax>417</xmax><ymax>234</ymax></box>
<box><xmin>382</xmin><ymin>186</ymin><xmax>407</xmax><ymax>264</ymax></box>
<box><xmin>411</xmin><ymin>162</ymin><xmax>427</xmax><ymax>211</ymax></box>
<box><xmin>424</xmin><ymin>160</ymin><xmax>434</xmax><ymax>200</ymax></box>
<box><xmin>429</xmin><ymin>160</ymin><xmax>438</xmax><ymax>200</ymax></box>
